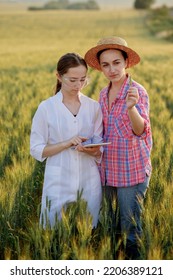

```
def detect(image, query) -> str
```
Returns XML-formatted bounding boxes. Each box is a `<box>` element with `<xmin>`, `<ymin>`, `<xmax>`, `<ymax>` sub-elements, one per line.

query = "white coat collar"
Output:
<box><xmin>56</xmin><ymin>90</ymin><xmax>84</xmax><ymax>103</ymax></box>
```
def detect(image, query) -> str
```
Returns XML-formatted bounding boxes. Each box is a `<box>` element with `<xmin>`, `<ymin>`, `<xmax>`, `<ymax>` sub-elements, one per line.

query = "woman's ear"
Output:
<box><xmin>56</xmin><ymin>71</ymin><xmax>62</xmax><ymax>81</ymax></box>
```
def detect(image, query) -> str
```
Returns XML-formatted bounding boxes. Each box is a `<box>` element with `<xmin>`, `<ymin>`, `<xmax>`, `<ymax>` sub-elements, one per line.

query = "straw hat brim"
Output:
<box><xmin>84</xmin><ymin>43</ymin><xmax>140</xmax><ymax>71</ymax></box>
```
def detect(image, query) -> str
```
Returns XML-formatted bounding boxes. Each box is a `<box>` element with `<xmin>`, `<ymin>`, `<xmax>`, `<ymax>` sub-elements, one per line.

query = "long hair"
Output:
<box><xmin>54</xmin><ymin>53</ymin><xmax>88</xmax><ymax>94</ymax></box>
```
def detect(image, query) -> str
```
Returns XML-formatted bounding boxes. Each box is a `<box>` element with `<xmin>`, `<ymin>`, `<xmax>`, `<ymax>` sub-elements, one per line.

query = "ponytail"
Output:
<box><xmin>54</xmin><ymin>80</ymin><xmax>61</xmax><ymax>95</ymax></box>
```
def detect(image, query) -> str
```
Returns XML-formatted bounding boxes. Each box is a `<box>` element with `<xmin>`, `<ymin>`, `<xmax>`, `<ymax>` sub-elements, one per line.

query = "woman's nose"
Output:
<box><xmin>109</xmin><ymin>64</ymin><xmax>115</xmax><ymax>73</ymax></box>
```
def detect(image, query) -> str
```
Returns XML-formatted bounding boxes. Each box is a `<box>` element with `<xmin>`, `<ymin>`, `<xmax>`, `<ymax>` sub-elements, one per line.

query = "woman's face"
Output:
<box><xmin>60</xmin><ymin>65</ymin><xmax>88</xmax><ymax>94</ymax></box>
<box><xmin>99</xmin><ymin>49</ymin><xmax>127</xmax><ymax>83</ymax></box>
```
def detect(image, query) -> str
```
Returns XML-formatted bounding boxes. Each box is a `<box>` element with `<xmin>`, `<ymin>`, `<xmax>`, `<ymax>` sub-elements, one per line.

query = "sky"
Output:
<box><xmin>1</xmin><ymin>0</ymin><xmax>173</xmax><ymax>8</ymax></box>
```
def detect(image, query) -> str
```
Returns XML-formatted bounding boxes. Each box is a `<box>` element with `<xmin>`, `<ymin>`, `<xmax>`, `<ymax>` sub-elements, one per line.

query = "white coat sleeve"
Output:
<box><xmin>93</xmin><ymin>103</ymin><xmax>104</xmax><ymax>163</ymax></box>
<box><xmin>30</xmin><ymin>102</ymin><xmax>48</xmax><ymax>162</ymax></box>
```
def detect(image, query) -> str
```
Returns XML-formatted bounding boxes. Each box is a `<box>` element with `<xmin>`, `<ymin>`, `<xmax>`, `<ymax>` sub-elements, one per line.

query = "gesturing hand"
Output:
<box><xmin>126</xmin><ymin>87</ymin><xmax>139</xmax><ymax>109</ymax></box>
<box><xmin>67</xmin><ymin>136</ymin><xmax>87</xmax><ymax>147</ymax></box>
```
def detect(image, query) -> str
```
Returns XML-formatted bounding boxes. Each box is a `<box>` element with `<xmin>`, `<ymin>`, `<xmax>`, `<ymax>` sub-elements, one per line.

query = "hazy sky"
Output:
<box><xmin>98</xmin><ymin>0</ymin><xmax>173</xmax><ymax>8</ymax></box>
<box><xmin>0</xmin><ymin>0</ymin><xmax>173</xmax><ymax>7</ymax></box>
<box><xmin>1</xmin><ymin>0</ymin><xmax>173</xmax><ymax>7</ymax></box>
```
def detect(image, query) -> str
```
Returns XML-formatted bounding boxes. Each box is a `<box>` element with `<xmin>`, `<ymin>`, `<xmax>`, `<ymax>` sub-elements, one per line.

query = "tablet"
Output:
<box><xmin>83</xmin><ymin>142</ymin><xmax>112</xmax><ymax>148</ymax></box>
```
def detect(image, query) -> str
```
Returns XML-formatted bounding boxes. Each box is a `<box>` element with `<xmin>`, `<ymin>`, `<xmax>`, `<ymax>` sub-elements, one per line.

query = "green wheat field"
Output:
<box><xmin>0</xmin><ymin>3</ymin><xmax>173</xmax><ymax>260</ymax></box>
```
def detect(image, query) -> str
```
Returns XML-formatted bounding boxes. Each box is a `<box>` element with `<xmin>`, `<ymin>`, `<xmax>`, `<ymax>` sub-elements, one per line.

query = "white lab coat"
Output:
<box><xmin>30</xmin><ymin>91</ymin><xmax>103</xmax><ymax>228</ymax></box>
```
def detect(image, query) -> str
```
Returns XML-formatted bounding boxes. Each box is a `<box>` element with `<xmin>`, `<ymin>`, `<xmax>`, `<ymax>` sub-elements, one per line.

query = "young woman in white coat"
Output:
<box><xmin>30</xmin><ymin>53</ymin><xmax>103</xmax><ymax>228</ymax></box>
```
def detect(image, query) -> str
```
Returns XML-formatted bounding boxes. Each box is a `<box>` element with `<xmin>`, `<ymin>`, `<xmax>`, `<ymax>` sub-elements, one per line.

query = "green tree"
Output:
<box><xmin>134</xmin><ymin>0</ymin><xmax>155</xmax><ymax>9</ymax></box>
<box><xmin>86</xmin><ymin>0</ymin><xmax>99</xmax><ymax>10</ymax></box>
<box><xmin>44</xmin><ymin>0</ymin><xmax>69</xmax><ymax>10</ymax></box>
<box><xmin>67</xmin><ymin>0</ymin><xmax>99</xmax><ymax>10</ymax></box>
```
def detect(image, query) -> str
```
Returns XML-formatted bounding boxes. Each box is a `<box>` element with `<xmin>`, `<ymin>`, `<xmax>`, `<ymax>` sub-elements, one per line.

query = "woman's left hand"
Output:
<box><xmin>76</xmin><ymin>145</ymin><xmax>101</xmax><ymax>157</ymax></box>
<box><xmin>126</xmin><ymin>87</ymin><xmax>139</xmax><ymax>109</ymax></box>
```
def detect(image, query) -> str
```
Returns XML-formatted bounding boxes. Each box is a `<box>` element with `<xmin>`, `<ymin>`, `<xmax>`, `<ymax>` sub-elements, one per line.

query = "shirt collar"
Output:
<box><xmin>104</xmin><ymin>74</ymin><xmax>132</xmax><ymax>100</ymax></box>
<box><xmin>56</xmin><ymin>90</ymin><xmax>83</xmax><ymax>102</ymax></box>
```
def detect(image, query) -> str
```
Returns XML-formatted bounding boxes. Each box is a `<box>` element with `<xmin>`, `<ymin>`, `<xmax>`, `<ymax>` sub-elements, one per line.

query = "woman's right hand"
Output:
<box><xmin>42</xmin><ymin>136</ymin><xmax>87</xmax><ymax>158</ymax></box>
<box><xmin>65</xmin><ymin>136</ymin><xmax>87</xmax><ymax>148</ymax></box>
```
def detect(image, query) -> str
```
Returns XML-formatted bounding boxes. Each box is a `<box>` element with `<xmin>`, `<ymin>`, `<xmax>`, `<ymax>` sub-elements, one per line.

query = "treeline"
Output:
<box><xmin>28</xmin><ymin>0</ymin><xmax>99</xmax><ymax>11</ymax></box>
<box><xmin>146</xmin><ymin>5</ymin><xmax>173</xmax><ymax>42</ymax></box>
<box><xmin>134</xmin><ymin>0</ymin><xmax>155</xmax><ymax>9</ymax></box>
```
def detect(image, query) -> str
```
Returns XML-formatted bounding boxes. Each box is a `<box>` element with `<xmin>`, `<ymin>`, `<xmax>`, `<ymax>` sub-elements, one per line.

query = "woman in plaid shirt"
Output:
<box><xmin>85</xmin><ymin>36</ymin><xmax>152</xmax><ymax>259</ymax></box>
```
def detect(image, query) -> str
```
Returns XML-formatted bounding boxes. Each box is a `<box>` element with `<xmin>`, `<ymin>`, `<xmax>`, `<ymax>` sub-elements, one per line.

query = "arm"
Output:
<box><xmin>30</xmin><ymin>102</ymin><xmax>86</xmax><ymax>161</ymax></box>
<box><xmin>30</xmin><ymin>102</ymin><xmax>49</xmax><ymax>162</ymax></box>
<box><xmin>127</xmin><ymin>106</ymin><xmax>145</xmax><ymax>136</ymax></box>
<box><xmin>126</xmin><ymin>86</ymin><xmax>149</xmax><ymax>136</ymax></box>
<box><xmin>42</xmin><ymin>136</ymin><xmax>87</xmax><ymax>158</ymax></box>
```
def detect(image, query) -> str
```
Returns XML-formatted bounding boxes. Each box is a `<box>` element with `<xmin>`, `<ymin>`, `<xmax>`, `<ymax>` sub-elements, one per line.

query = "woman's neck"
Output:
<box><xmin>108</xmin><ymin>74</ymin><xmax>127</xmax><ymax>112</ymax></box>
<box><xmin>61</xmin><ymin>90</ymin><xmax>80</xmax><ymax>104</ymax></box>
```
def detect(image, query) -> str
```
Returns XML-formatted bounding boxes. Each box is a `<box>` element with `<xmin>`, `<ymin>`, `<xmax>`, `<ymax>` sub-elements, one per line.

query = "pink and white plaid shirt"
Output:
<box><xmin>99</xmin><ymin>75</ymin><xmax>152</xmax><ymax>187</ymax></box>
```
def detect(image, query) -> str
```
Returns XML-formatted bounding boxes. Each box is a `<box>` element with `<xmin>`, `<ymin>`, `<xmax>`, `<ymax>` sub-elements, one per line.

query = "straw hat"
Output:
<box><xmin>84</xmin><ymin>36</ymin><xmax>140</xmax><ymax>71</ymax></box>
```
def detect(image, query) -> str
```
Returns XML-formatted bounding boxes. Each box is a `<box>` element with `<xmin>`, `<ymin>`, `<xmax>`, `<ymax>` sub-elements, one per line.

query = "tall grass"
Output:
<box><xmin>0</xmin><ymin>5</ymin><xmax>173</xmax><ymax>259</ymax></box>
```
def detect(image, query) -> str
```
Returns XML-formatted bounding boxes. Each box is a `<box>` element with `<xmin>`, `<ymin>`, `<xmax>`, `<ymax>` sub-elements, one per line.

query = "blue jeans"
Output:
<box><xmin>103</xmin><ymin>175</ymin><xmax>150</xmax><ymax>244</ymax></box>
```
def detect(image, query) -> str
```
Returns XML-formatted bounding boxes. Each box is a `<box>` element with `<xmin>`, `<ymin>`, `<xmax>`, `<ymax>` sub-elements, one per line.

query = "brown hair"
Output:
<box><xmin>97</xmin><ymin>48</ymin><xmax>128</xmax><ymax>63</ymax></box>
<box><xmin>54</xmin><ymin>53</ymin><xmax>88</xmax><ymax>94</ymax></box>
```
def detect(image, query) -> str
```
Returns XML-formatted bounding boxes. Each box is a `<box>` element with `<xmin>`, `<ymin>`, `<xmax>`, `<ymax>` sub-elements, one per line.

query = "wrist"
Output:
<box><xmin>62</xmin><ymin>141</ymin><xmax>71</xmax><ymax>149</ymax></box>
<box><xmin>95</xmin><ymin>150</ymin><xmax>101</xmax><ymax>157</ymax></box>
<box><xmin>127</xmin><ymin>105</ymin><xmax>136</xmax><ymax>111</ymax></box>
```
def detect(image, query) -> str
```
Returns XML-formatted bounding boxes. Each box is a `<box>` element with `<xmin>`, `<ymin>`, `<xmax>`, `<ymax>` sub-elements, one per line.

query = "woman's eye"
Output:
<box><xmin>113</xmin><ymin>60</ymin><xmax>121</xmax><ymax>65</ymax></box>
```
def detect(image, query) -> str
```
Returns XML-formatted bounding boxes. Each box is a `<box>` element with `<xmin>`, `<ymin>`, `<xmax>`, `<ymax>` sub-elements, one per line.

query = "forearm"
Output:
<box><xmin>42</xmin><ymin>135</ymin><xmax>87</xmax><ymax>158</ymax></box>
<box><xmin>128</xmin><ymin>106</ymin><xmax>145</xmax><ymax>136</ymax></box>
<box><xmin>42</xmin><ymin>141</ymin><xmax>70</xmax><ymax>158</ymax></box>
